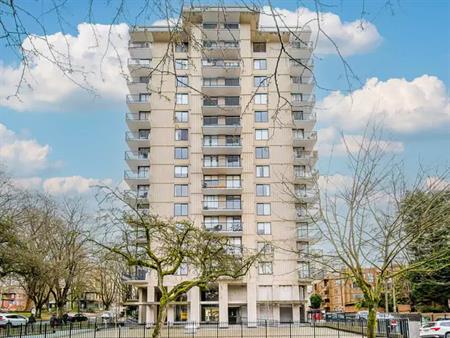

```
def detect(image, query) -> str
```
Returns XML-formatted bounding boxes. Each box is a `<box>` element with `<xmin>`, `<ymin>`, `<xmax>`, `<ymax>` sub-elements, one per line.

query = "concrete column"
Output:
<box><xmin>167</xmin><ymin>305</ymin><xmax>175</xmax><ymax>324</ymax></box>
<box><xmin>246</xmin><ymin>282</ymin><xmax>257</xmax><ymax>327</ymax></box>
<box><xmin>292</xmin><ymin>305</ymin><xmax>300</xmax><ymax>322</ymax></box>
<box><xmin>219</xmin><ymin>283</ymin><xmax>228</xmax><ymax>327</ymax></box>
<box><xmin>189</xmin><ymin>287</ymin><xmax>201</xmax><ymax>323</ymax></box>
<box><xmin>138</xmin><ymin>288</ymin><xmax>146</xmax><ymax>324</ymax></box>
<box><xmin>273</xmin><ymin>304</ymin><xmax>280</xmax><ymax>322</ymax></box>
<box><xmin>146</xmin><ymin>286</ymin><xmax>155</xmax><ymax>324</ymax></box>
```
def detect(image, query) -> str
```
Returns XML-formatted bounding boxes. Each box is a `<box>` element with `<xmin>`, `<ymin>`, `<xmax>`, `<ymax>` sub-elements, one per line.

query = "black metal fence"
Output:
<box><xmin>0</xmin><ymin>319</ymin><xmax>410</xmax><ymax>338</ymax></box>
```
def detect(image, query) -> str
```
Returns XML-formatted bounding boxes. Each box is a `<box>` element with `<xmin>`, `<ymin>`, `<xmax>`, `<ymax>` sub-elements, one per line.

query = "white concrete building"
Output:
<box><xmin>124</xmin><ymin>5</ymin><xmax>318</xmax><ymax>325</ymax></box>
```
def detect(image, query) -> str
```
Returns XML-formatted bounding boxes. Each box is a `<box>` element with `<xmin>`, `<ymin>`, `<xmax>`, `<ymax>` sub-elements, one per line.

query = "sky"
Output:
<box><xmin>0</xmin><ymin>0</ymin><xmax>449</xmax><ymax>197</ymax></box>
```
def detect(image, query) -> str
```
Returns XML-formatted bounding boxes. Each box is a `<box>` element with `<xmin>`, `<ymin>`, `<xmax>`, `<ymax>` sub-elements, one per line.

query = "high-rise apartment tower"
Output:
<box><xmin>124</xmin><ymin>5</ymin><xmax>318</xmax><ymax>325</ymax></box>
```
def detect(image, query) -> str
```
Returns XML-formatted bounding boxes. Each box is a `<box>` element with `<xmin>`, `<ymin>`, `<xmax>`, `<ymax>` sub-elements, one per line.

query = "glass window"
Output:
<box><xmin>175</xmin><ymin>42</ymin><xmax>188</xmax><ymax>52</ymax></box>
<box><xmin>258</xmin><ymin>262</ymin><xmax>273</xmax><ymax>275</ymax></box>
<box><xmin>137</xmin><ymin>185</ymin><xmax>149</xmax><ymax>198</ymax></box>
<box><xmin>225</xmin><ymin>78</ymin><xmax>239</xmax><ymax>86</ymax></box>
<box><xmin>256</xmin><ymin>184</ymin><xmax>271</xmax><ymax>196</ymax></box>
<box><xmin>255</xmin><ymin>111</ymin><xmax>268</xmax><ymax>122</ymax></box>
<box><xmin>225</xmin><ymin>96</ymin><xmax>239</xmax><ymax>106</ymax></box>
<box><xmin>203</xmin><ymin>78</ymin><xmax>218</xmax><ymax>86</ymax></box>
<box><xmin>138</xmin><ymin>129</ymin><xmax>150</xmax><ymax>139</ymax></box>
<box><xmin>257</xmin><ymin>242</ymin><xmax>273</xmax><ymax>255</ymax></box>
<box><xmin>293</xmin><ymin>129</ymin><xmax>304</xmax><ymax>139</ymax></box>
<box><xmin>175</xmin><ymin>263</ymin><xmax>188</xmax><ymax>275</ymax></box>
<box><xmin>256</xmin><ymin>203</ymin><xmax>271</xmax><ymax>215</ymax></box>
<box><xmin>203</xmin><ymin>156</ymin><xmax>218</xmax><ymax>167</ymax></box>
<box><xmin>254</xmin><ymin>59</ymin><xmax>267</xmax><ymax>70</ymax></box>
<box><xmin>203</xmin><ymin>23</ymin><xmax>217</xmax><ymax>29</ymax></box>
<box><xmin>175</xmin><ymin>59</ymin><xmax>188</xmax><ymax>70</ymax></box>
<box><xmin>255</xmin><ymin>129</ymin><xmax>269</xmax><ymax>140</ymax></box>
<box><xmin>298</xmin><ymin>263</ymin><xmax>310</xmax><ymax>278</ymax></box>
<box><xmin>293</xmin><ymin>111</ymin><xmax>304</xmax><ymax>121</ymax></box>
<box><xmin>174</xmin><ymin>147</ymin><xmax>188</xmax><ymax>159</ymax></box>
<box><xmin>174</xmin><ymin>203</ymin><xmax>188</xmax><ymax>216</ymax></box>
<box><xmin>253</xmin><ymin>42</ymin><xmax>266</xmax><ymax>53</ymax></box>
<box><xmin>203</xmin><ymin>135</ymin><xmax>218</xmax><ymax>146</ymax></box>
<box><xmin>174</xmin><ymin>184</ymin><xmax>188</xmax><ymax>197</ymax></box>
<box><xmin>254</xmin><ymin>76</ymin><xmax>269</xmax><ymax>87</ymax></box>
<box><xmin>204</xmin><ymin>116</ymin><xmax>218</xmax><ymax>126</ymax></box>
<box><xmin>203</xmin><ymin>195</ymin><xmax>219</xmax><ymax>209</ymax></box>
<box><xmin>227</xmin><ymin>155</ymin><xmax>240</xmax><ymax>167</ymax></box>
<box><xmin>175</xmin><ymin>111</ymin><xmax>188</xmax><ymax>122</ymax></box>
<box><xmin>294</xmin><ymin>165</ymin><xmax>306</xmax><ymax>177</ymax></box>
<box><xmin>224</xmin><ymin>23</ymin><xmax>239</xmax><ymax>29</ymax></box>
<box><xmin>255</xmin><ymin>147</ymin><xmax>269</xmax><ymax>159</ymax></box>
<box><xmin>257</xmin><ymin>222</ymin><xmax>271</xmax><ymax>235</ymax></box>
<box><xmin>254</xmin><ymin>93</ymin><xmax>268</xmax><ymax>104</ymax></box>
<box><xmin>225</xmin><ymin>117</ymin><xmax>240</xmax><ymax>126</ymax></box>
<box><xmin>176</xmin><ymin>93</ymin><xmax>189</xmax><ymax>105</ymax></box>
<box><xmin>256</xmin><ymin>165</ymin><xmax>270</xmax><ymax>177</ymax></box>
<box><xmin>175</xmin><ymin>129</ymin><xmax>188</xmax><ymax>141</ymax></box>
<box><xmin>292</xmin><ymin>93</ymin><xmax>303</xmax><ymax>102</ymax></box>
<box><xmin>176</xmin><ymin>76</ymin><xmax>189</xmax><ymax>87</ymax></box>
<box><xmin>174</xmin><ymin>166</ymin><xmax>188</xmax><ymax>178</ymax></box>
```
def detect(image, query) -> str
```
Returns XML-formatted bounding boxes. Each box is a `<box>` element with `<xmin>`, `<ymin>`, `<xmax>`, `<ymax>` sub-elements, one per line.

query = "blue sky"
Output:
<box><xmin>0</xmin><ymin>0</ymin><xmax>448</xmax><ymax>195</ymax></box>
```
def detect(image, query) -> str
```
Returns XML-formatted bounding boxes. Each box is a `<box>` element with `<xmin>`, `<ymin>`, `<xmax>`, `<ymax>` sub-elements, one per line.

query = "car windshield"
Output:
<box><xmin>423</xmin><ymin>322</ymin><xmax>436</xmax><ymax>328</ymax></box>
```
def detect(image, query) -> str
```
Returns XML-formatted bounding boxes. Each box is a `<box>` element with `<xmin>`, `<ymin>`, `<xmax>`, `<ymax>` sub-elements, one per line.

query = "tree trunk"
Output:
<box><xmin>152</xmin><ymin>301</ymin><xmax>167</xmax><ymax>338</ymax></box>
<box><xmin>366</xmin><ymin>302</ymin><xmax>378</xmax><ymax>338</ymax></box>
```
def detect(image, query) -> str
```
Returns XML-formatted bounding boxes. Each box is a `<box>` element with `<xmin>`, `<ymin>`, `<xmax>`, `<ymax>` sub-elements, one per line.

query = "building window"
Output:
<box><xmin>176</xmin><ymin>76</ymin><xmax>189</xmax><ymax>87</ymax></box>
<box><xmin>175</xmin><ymin>42</ymin><xmax>188</xmax><ymax>52</ymax></box>
<box><xmin>292</xmin><ymin>93</ymin><xmax>303</xmax><ymax>103</ymax></box>
<box><xmin>174</xmin><ymin>166</ymin><xmax>188</xmax><ymax>178</ymax></box>
<box><xmin>294</xmin><ymin>165</ymin><xmax>306</xmax><ymax>177</ymax></box>
<box><xmin>258</xmin><ymin>262</ymin><xmax>273</xmax><ymax>275</ymax></box>
<box><xmin>255</xmin><ymin>147</ymin><xmax>269</xmax><ymax>159</ymax></box>
<box><xmin>174</xmin><ymin>184</ymin><xmax>188</xmax><ymax>197</ymax></box>
<box><xmin>176</xmin><ymin>93</ymin><xmax>189</xmax><ymax>104</ymax></box>
<box><xmin>253</xmin><ymin>42</ymin><xmax>266</xmax><ymax>53</ymax></box>
<box><xmin>256</xmin><ymin>165</ymin><xmax>270</xmax><ymax>177</ymax></box>
<box><xmin>293</xmin><ymin>129</ymin><xmax>304</xmax><ymax>139</ymax></box>
<box><xmin>257</xmin><ymin>222</ymin><xmax>271</xmax><ymax>235</ymax></box>
<box><xmin>175</xmin><ymin>147</ymin><xmax>188</xmax><ymax>159</ymax></box>
<box><xmin>175</xmin><ymin>263</ymin><xmax>188</xmax><ymax>275</ymax></box>
<box><xmin>174</xmin><ymin>203</ymin><xmax>188</xmax><ymax>216</ymax></box>
<box><xmin>254</xmin><ymin>59</ymin><xmax>267</xmax><ymax>70</ymax></box>
<box><xmin>254</xmin><ymin>93</ymin><xmax>268</xmax><ymax>104</ymax></box>
<box><xmin>175</xmin><ymin>111</ymin><xmax>188</xmax><ymax>122</ymax></box>
<box><xmin>298</xmin><ymin>262</ymin><xmax>310</xmax><ymax>279</ymax></box>
<box><xmin>293</xmin><ymin>111</ymin><xmax>304</xmax><ymax>121</ymax></box>
<box><xmin>255</xmin><ymin>111</ymin><xmax>268</xmax><ymax>122</ymax></box>
<box><xmin>256</xmin><ymin>184</ymin><xmax>271</xmax><ymax>196</ymax></box>
<box><xmin>257</xmin><ymin>203</ymin><xmax>271</xmax><ymax>215</ymax></box>
<box><xmin>257</xmin><ymin>242</ymin><xmax>273</xmax><ymax>255</ymax></box>
<box><xmin>175</xmin><ymin>129</ymin><xmax>188</xmax><ymax>141</ymax></box>
<box><xmin>254</xmin><ymin>76</ymin><xmax>269</xmax><ymax>87</ymax></box>
<box><xmin>255</xmin><ymin>129</ymin><xmax>269</xmax><ymax>140</ymax></box>
<box><xmin>137</xmin><ymin>185</ymin><xmax>149</xmax><ymax>198</ymax></box>
<box><xmin>175</xmin><ymin>59</ymin><xmax>188</xmax><ymax>69</ymax></box>
<box><xmin>203</xmin><ymin>195</ymin><xmax>219</xmax><ymax>209</ymax></box>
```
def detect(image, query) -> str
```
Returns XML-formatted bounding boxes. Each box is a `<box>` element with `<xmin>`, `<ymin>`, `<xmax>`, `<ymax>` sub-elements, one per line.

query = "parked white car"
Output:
<box><xmin>0</xmin><ymin>313</ymin><xmax>29</xmax><ymax>327</ymax></box>
<box><xmin>420</xmin><ymin>320</ymin><xmax>450</xmax><ymax>338</ymax></box>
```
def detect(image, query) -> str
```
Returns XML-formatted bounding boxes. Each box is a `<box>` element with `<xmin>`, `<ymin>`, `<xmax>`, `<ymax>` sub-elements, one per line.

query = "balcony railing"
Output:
<box><xmin>294</xmin><ymin>151</ymin><xmax>318</xmax><ymax>161</ymax></box>
<box><xmin>203</xmin><ymin>222</ymin><xmax>243</xmax><ymax>232</ymax></box>
<box><xmin>125</xmin><ymin>151</ymin><xmax>150</xmax><ymax>161</ymax></box>
<box><xmin>126</xmin><ymin>94</ymin><xmax>150</xmax><ymax>103</ymax></box>
<box><xmin>293</xmin><ymin>131</ymin><xmax>317</xmax><ymax>140</ymax></box>
<box><xmin>291</xmin><ymin>41</ymin><xmax>314</xmax><ymax>49</ymax></box>
<box><xmin>294</xmin><ymin>170</ymin><xmax>318</xmax><ymax>179</ymax></box>
<box><xmin>126</xmin><ymin>113</ymin><xmax>150</xmax><ymax>121</ymax></box>
<box><xmin>295</xmin><ymin>190</ymin><xmax>318</xmax><ymax>199</ymax></box>
<box><xmin>291</xmin><ymin>76</ymin><xmax>314</xmax><ymax>85</ymax></box>
<box><xmin>125</xmin><ymin>132</ymin><xmax>150</xmax><ymax>141</ymax></box>
<box><xmin>203</xmin><ymin>98</ymin><xmax>240</xmax><ymax>107</ymax></box>
<box><xmin>203</xmin><ymin>161</ymin><xmax>241</xmax><ymax>168</ymax></box>
<box><xmin>202</xmin><ymin>201</ymin><xmax>242</xmax><ymax>210</ymax></box>
<box><xmin>202</xmin><ymin>179</ymin><xmax>242</xmax><ymax>189</ymax></box>
<box><xmin>292</xmin><ymin>94</ymin><xmax>316</xmax><ymax>104</ymax></box>
<box><xmin>203</xmin><ymin>81</ymin><xmax>240</xmax><ymax>88</ymax></box>
<box><xmin>203</xmin><ymin>122</ymin><xmax>241</xmax><ymax>128</ymax></box>
<box><xmin>202</xmin><ymin>60</ymin><xmax>240</xmax><ymax>68</ymax></box>
<box><xmin>128</xmin><ymin>58</ymin><xmax>152</xmax><ymax>66</ymax></box>
<box><xmin>124</xmin><ymin>171</ymin><xmax>149</xmax><ymax>180</ymax></box>
<box><xmin>293</xmin><ymin>113</ymin><xmax>316</xmax><ymax>121</ymax></box>
<box><xmin>129</xmin><ymin>42</ymin><xmax>152</xmax><ymax>48</ymax></box>
<box><xmin>290</xmin><ymin>58</ymin><xmax>314</xmax><ymax>68</ymax></box>
<box><xmin>203</xmin><ymin>140</ymin><xmax>241</xmax><ymax>147</ymax></box>
<box><xmin>203</xmin><ymin>41</ymin><xmax>240</xmax><ymax>49</ymax></box>
<box><xmin>123</xmin><ymin>269</ymin><xmax>147</xmax><ymax>281</ymax></box>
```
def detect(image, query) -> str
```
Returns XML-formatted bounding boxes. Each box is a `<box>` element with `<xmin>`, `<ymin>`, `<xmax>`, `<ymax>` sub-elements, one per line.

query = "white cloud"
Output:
<box><xmin>11</xmin><ymin>177</ymin><xmax>43</xmax><ymax>190</ymax></box>
<box><xmin>42</xmin><ymin>176</ymin><xmax>112</xmax><ymax>195</ymax></box>
<box><xmin>0</xmin><ymin>23</ymin><xmax>129</xmax><ymax>112</ymax></box>
<box><xmin>318</xmin><ymin>126</ymin><xmax>404</xmax><ymax>157</ymax></box>
<box><xmin>0</xmin><ymin>123</ymin><xmax>50</xmax><ymax>174</ymax></box>
<box><xmin>318</xmin><ymin>174</ymin><xmax>353</xmax><ymax>194</ymax></box>
<box><xmin>259</xmin><ymin>6</ymin><xmax>382</xmax><ymax>56</ymax></box>
<box><xmin>319</xmin><ymin>75</ymin><xmax>450</xmax><ymax>133</ymax></box>
<box><xmin>425</xmin><ymin>176</ymin><xmax>450</xmax><ymax>191</ymax></box>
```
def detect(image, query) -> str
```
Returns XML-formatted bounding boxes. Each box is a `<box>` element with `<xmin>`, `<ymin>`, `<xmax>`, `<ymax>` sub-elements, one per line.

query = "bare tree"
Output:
<box><xmin>314</xmin><ymin>129</ymin><xmax>449</xmax><ymax>338</ymax></box>
<box><xmin>92</xmin><ymin>188</ymin><xmax>259</xmax><ymax>338</ymax></box>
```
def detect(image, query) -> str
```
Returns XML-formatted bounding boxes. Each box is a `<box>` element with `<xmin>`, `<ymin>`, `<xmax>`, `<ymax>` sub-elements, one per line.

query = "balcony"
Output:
<box><xmin>203</xmin><ymin>41</ymin><xmax>240</xmax><ymax>59</ymax></box>
<box><xmin>125</xmin><ymin>151</ymin><xmax>150</xmax><ymax>166</ymax></box>
<box><xmin>202</xmin><ymin>23</ymin><xmax>240</xmax><ymax>41</ymax></box>
<box><xmin>291</xmin><ymin>76</ymin><xmax>314</xmax><ymax>93</ymax></box>
<box><xmin>291</xmin><ymin>94</ymin><xmax>316</xmax><ymax>111</ymax></box>
<box><xmin>289</xmin><ymin>40</ymin><xmax>314</xmax><ymax>59</ymax></box>
<box><xmin>128</xmin><ymin>41</ymin><xmax>152</xmax><ymax>59</ymax></box>
<box><xmin>124</xmin><ymin>170</ymin><xmax>149</xmax><ymax>180</ymax></box>
<box><xmin>294</xmin><ymin>151</ymin><xmax>318</xmax><ymax>165</ymax></box>
<box><xmin>202</xmin><ymin>140</ymin><xmax>242</xmax><ymax>155</ymax></box>
<box><xmin>202</xmin><ymin>179</ymin><xmax>242</xmax><ymax>195</ymax></box>
<box><xmin>290</xmin><ymin>58</ymin><xmax>314</xmax><ymax>72</ymax></box>
<box><xmin>202</xmin><ymin>161</ymin><xmax>242</xmax><ymax>175</ymax></box>
<box><xmin>125</xmin><ymin>131</ymin><xmax>150</xmax><ymax>147</ymax></box>
<box><xmin>298</xmin><ymin>271</ymin><xmax>313</xmax><ymax>283</ymax></box>
<box><xmin>203</xmin><ymin>222</ymin><xmax>243</xmax><ymax>235</ymax></box>
<box><xmin>295</xmin><ymin>189</ymin><xmax>319</xmax><ymax>204</ymax></box>
<box><xmin>126</xmin><ymin>113</ymin><xmax>150</xmax><ymax>128</ymax></box>
<box><xmin>294</xmin><ymin>170</ymin><xmax>318</xmax><ymax>184</ymax></box>
<box><xmin>202</xmin><ymin>60</ymin><xmax>241</xmax><ymax>77</ymax></box>
<box><xmin>127</xmin><ymin>79</ymin><xmax>150</xmax><ymax>93</ymax></box>
<box><xmin>293</xmin><ymin>113</ymin><xmax>316</xmax><ymax>128</ymax></box>
<box><xmin>123</xmin><ymin>189</ymin><xmax>150</xmax><ymax>205</ymax></box>
<box><xmin>202</xmin><ymin>122</ymin><xmax>241</xmax><ymax>135</ymax></box>
<box><xmin>202</xmin><ymin>97</ymin><xmax>241</xmax><ymax>116</ymax></box>
<box><xmin>123</xmin><ymin>269</ymin><xmax>147</xmax><ymax>285</ymax></box>
<box><xmin>126</xmin><ymin>94</ymin><xmax>151</xmax><ymax>112</ymax></box>
<box><xmin>202</xmin><ymin>200</ymin><xmax>242</xmax><ymax>216</ymax></box>
<box><xmin>293</xmin><ymin>131</ymin><xmax>317</xmax><ymax>147</ymax></box>
<box><xmin>128</xmin><ymin>58</ymin><xmax>152</xmax><ymax>76</ymax></box>
<box><xmin>202</xmin><ymin>80</ymin><xmax>241</xmax><ymax>96</ymax></box>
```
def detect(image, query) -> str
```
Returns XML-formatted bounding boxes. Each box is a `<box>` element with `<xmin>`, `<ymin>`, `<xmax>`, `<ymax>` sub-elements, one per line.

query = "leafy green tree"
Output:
<box><xmin>403</xmin><ymin>191</ymin><xmax>450</xmax><ymax>311</ymax></box>
<box><xmin>310</xmin><ymin>293</ymin><xmax>323</xmax><ymax>309</ymax></box>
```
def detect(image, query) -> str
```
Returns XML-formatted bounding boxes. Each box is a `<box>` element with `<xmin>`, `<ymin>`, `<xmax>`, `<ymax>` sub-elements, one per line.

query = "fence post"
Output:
<box><xmin>118</xmin><ymin>324</ymin><xmax>121</xmax><ymax>338</ymax></box>
<box><xmin>313</xmin><ymin>318</ymin><xmax>316</xmax><ymax>338</ymax></box>
<box><xmin>337</xmin><ymin>320</ymin><xmax>340</xmax><ymax>338</ymax></box>
<box><xmin>44</xmin><ymin>323</ymin><xmax>47</xmax><ymax>338</ymax></box>
<box><xmin>216</xmin><ymin>321</ymin><xmax>219</xmax><ymax>338</ymax></box>
<box><xmin>385</xmin><ymin>319</ymin><xmax>391</xmax><ymax>338</ymax></box>
<box><xmin>360</xmin><ymin>320</ymin><xmax>364</xmax><ymax>338</ymax></box>
<box><xmin>289</xmin><ymin>321</ymin><xmax>292</xmax><ymax>338</ymax></box>
<box><xmin>69</xmin><ymin>321</ymin><xmax>72</xmax><ymax>338</ymax></box>
<box><xmin>241</xmin><ymin>320</ymin><xmax>243</xmax><ymax>338</ymax></box>
<box><xmin>19</xmin><ymin>324</ymin><xmax>23</xmax><ymax>338</ymax></box>
<box><xmin>94</xmin><ymin>321</ymin><xmax>97</xmax><ymax>338</ymax></box>
<box><xmin>265</xmin><ymin>320</ymin><xmax>268</xmax><ymax>338</ymax></box>
<box><xmin>167</xmin><ymin>322</ymin><xmax>170</xmax><ymax>338</ymax></box>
